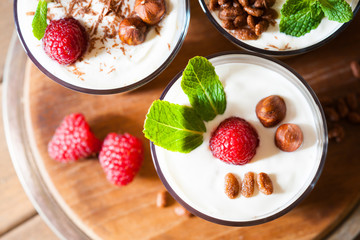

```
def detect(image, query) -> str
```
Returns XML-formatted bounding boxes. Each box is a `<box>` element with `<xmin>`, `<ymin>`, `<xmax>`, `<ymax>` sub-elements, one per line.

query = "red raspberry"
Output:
<box><xmin>48</xmin><ymin>113</ymin><xmax>101</xmax><ymax>162</ymax></box>
<box><xmin>99</xmin><ymin>133</ymin><xmax>144</xmax><ymax>186</ymax></box>
<box><xmin>210</xmin><ymin>117</ymin><xmax>259</xmax><ymax>165</ymax></box>
<box><xmin>43</xmin><ymin>18</ymin><xmax>88</xmax><ymax>65</ymax></box>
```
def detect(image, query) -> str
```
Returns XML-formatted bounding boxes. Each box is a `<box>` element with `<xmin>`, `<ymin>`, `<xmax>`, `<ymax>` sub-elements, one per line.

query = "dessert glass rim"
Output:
<box><xmin>150</xmin><ymin>51</ymin><xmax>328</xmax><ymax>226</ymax></box>
<box><xmin>13</xmin><ymin>0</ymin><xmax>191</xmax><ymax>95</ymax></box>
<box><xmin>198</xmin><ymin>0</ymin><xmax>360</xmax><ymax>57</ymax></box>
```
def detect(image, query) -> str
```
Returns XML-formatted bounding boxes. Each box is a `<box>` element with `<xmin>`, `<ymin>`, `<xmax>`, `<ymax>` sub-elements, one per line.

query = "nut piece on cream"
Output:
<box><xmin>118</xmin><ymin>17</ymin><xmax>148</xmax><ymax>45</ymax></box>
<box><xmin>275</xmin><ymin>123</ymin><xmax>303</xmax><ymax>152</ymax></box>
<box><xmin>256</xmin><ymin>95</ymin><xmax>286</xmax><ymax>128</ymax></box>
<box><xmin>135</xmin><ymin>0</ymin><xmax>166</xmax><ymax>25</ymax></box>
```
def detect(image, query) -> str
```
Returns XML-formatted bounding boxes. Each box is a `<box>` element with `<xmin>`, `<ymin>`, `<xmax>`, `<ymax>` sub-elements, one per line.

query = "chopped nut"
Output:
<box><xmin>324</xmin><ymin>107</ymin><xmax>340</xmax><ymax>122</ymax></box>
<box><xmin>174</xmin><ymin>206</ymin><xmax>192</xmax><ymax>217</ymax></box>
<box><xmin>254</xmin><ymin>0</ymin><xmax>276</xmax><ymax>8</ymax></box>
<box><xmin>247</xmin><ymin>15</ymin><xmax>257</xmax><ymax>30</ymax></box>
<box><xmin>234</xmin><ymin>15</ymin><xmax>247</xmax><ymax>28</ymax></box>
<box><xmin>156</xmin><ymin>190</ymin><xmax>167</xmax><ymax>208</ymax></box>
<box><xmin>218</xmin><ymin>0</ymin><xmax>231</xmax><ymax>5</ymax></box>
<box><xmin>234</xmin><ymin>28</ymin><xmax>258</xmax><ymax>40</ymax></box>
<box><xmin>257</xmin><ymin>172</ymin><xmax>273</xmax><ymax>195</ymax></box>
<box><xmin>241</xmin><ymin>172</ymin><xmax>255</xmax><ymax>198</ymax></box>
<box><xmin>224</xmin><ymin>173</ymin><xmax>240</xmax><ymax>199</ymax></box>
<box><xmin>328</xmin><ymin>124</ymin><xmax>345</xmax><ymax>143</ymax></box>
<box><xmin>255</xmin><ymin>20</ymin><xmax>269</xmax><ymax>36</ymax></box>
<box><xmin>243</xmin><ymin>6</ymin><xmax>264</xmax><ymax>17</ymax></box>
<box><xmin>336</xmin><ymin>98</ymin><xmax>349</xmax><ymax>118</ymax></box>
<box><xmin>219</xmin><ymin>5</ymin><xmax>243</xmax><ymax>21</ymax></box>
<box><xmin>222</xmin><ymin>20</ymin><xmax>236</xmax><ymax>30</ymax></box>
<box><xmin>262</xmin><ymin>8</ymin><xmax>278</xmax><ymax>25</ymax></box>
<box><xmin>350</xmin><ymin>61</ymin><xmax>360</xmax><ymax>78</ymax></box>
<box><xmin>209</xmin><ymin>0</ymin><xmax>220</xmax><ymax>10</ymax></box>
<box><xmin>348</xmin><ymin>112</ymin><xmax>360</xmax><ymax>124</ymax></box>
<box><xmin>238</xmin><ymin>0</ymin><xmax>249</xmax><ymax>7</ymax></box>
<box><xmin>346</xmin><ymin>93</ymin><xmax>358</xmax><ymax>110</ymax></box>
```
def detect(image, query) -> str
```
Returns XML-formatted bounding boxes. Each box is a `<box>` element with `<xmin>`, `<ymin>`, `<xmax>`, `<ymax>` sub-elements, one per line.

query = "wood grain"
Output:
<box><xmin>1</xmin><ymin>215</ymin><xmax>58</xmax><ymax>240</ymax></box>
<box><xmin>24</xmin><ymin>1</ymin><xmax>360</xmax><ymax>239</ymax></box>
<box><xmin>0</xmin><ymin>0</ymin><xmax>14</xmax><ymax>82</ymax></box>
<box><xmin>0</xmin><ymin>85</ymin><xmax>37</xmax><ymax>235</ymax></box>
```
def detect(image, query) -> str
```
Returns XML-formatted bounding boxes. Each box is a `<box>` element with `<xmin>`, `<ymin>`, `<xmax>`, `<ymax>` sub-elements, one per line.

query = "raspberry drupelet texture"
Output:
<box><xmin>99</xmin><ymin>133</ymin><xmax>144</xmax><ymax>186</ymax></box>
<box><xmin>43</xmin><ymin>18</ymin><xmax>88</xmax><ymax>65</ymax></box>
<box><xmin>210</xmin><ymin>117</ymin><xmax>260</xmax><ymax>165</ymax></box>
<box><xmin>48</xmin><ymin>113</ymin><xmax>102</xmax><ymax>162</ymax></box>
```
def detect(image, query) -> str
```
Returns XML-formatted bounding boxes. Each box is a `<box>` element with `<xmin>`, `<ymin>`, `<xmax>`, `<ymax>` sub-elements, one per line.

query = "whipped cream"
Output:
<box><xmin>154</xmin><ymin>54</ymin><xmax>326</xmax><ymax>222</ymax></box>
<box><xmin>207</xmin><ymin>0</ymin><xmax>358</xmax><ymax>51</ymax></box>
<box><xmin>17</xmin><ymin>0</ymin><xmax>185</xmax><ymax>90</ymax></box>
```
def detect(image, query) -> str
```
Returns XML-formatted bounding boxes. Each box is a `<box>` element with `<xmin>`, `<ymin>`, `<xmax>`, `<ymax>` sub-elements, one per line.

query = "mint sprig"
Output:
<box><xmin>181</xmin><ymin>56</ymin><xmax>226</xmax><ymax>122</ymax></box>
<box><xmin>143</xmin><ymin>100</ymin><xmax>206</xmax><ymax>153</ymax></box>
<box><xmin>280</xmin><ymin>1</ymin><xmax>324</xmax><ymax>37</ymax></box>
<box><xmin>143</xmin><ymin>57</ymin><xmax>227</xmax><ymax>153</ymax></box>
<box><xmin>32</xmin><ymin>0</ymin><xmax>48</xmax><ymax>40</ymax></box>
<box><xmin>319</xmin><ymin>0</ymin><xmax>353</xmax><ymax>23</ymax></box>
<box><xmin>280</xmin><ymin>0</ymin><xmax>353</xmax><ymax>37</ymax></box>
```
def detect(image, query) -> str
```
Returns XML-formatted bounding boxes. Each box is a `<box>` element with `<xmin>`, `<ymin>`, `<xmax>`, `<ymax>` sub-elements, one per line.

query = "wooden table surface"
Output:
<box><xmin>0</xmin><ymin>0</ymin><xmax>359</xmax><ymax>239</ymax></box>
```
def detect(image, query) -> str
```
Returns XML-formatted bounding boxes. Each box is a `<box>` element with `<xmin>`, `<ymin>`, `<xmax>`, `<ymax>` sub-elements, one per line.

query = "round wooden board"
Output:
<box><xmin>23</xmin><ymin>1</ymin><xmax>360</xmax><ymax>239</ymax></box>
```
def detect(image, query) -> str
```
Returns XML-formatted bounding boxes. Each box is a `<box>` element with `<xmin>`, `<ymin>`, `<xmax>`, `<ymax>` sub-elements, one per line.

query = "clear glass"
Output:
<box><xmin>14</xmin><ymin>0</ymin><xmax>190</xmax><ymax>94</ymax></box>
<box><xmin>198</xmin><ymin>0</ymin><xmax>360</xmax><ymax>57</ymax></box>
<box><xmin>150</xmin><ymin>51</ymin><xmax>328</xmax><ymax>226</ymax></box>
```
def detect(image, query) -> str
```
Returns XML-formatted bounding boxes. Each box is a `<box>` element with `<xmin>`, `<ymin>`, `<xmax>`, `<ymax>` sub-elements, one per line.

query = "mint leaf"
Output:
<box><xmin>281</xmin><ymin>0</ymin><xmax>313</xmax><ymax>17</ymax></box>
<box><xmin>143</xmin><ymin>100</ymin><xmax>206</xmax><ymax>153</ymax></box>
<box><xmin>181</xmin><ymin>56</ymin><xmax>226</xmax><ymax>122</ymax></box>
<box><xmin>319</xmin><ymin>0</ymin><xmax>353</xmax><ymax>23</ymax></box>
<box><xmin>32</xmin><ymin>0</ymin><xmax>48</xmax><ymax>40</ymax></box>
<box><xmin>280</xmin><ymin>0</ymin><xmax>324</xmax><ymax>37</ymax></box>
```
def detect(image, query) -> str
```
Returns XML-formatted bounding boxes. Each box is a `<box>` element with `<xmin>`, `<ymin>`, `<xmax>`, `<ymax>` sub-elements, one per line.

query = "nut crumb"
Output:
<box><xmin>156</xmin><ymin>190</ymin><xmax>167</xmax><ymax>208</ymax></box>
<box><xmin>328</xmin><ymin>124</ymin><xmax>345</xmax><ymax>143</ymax></box>
<box><xmin>350</xmin><ymin>61</ymin><xmax>360</xmax><ymax>78</ymax></box>
<box><xmin>174</xmin><ymin>206</ymin><xmax>192</xmax><ymax>217</ymax></box>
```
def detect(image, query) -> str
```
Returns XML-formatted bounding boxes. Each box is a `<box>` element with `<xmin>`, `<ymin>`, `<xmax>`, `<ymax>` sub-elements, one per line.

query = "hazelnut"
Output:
<box><xmin>118</xmin><ymin>17</ymin><xmax>147</xmax><ymax>45</ymax></box>
<box><xmin>135</xmin><ymin>0</ymin><xmax>166</xmax><ymax>25</ymax></box>
<box><xmin>256</xmin><ymin>95</ymin><xmax>286</xmax><ymax>128</ymax></box>
<box><xmin>275</xmin><ymin>123</ymin><xmax>303</xmax><ymax>152</ymax></box>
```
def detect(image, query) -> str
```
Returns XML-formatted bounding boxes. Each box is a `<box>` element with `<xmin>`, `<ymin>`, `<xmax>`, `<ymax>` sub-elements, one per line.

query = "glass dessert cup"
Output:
<box><xmin>14</xmin><ymin>0</ymin><xmax>190</xmax><ymax>94</ymax></box>
<box><xmin>150</xmin><ymin>51</ymin><xmax>328</xmax><ymax>226</ymax></box>
<box><xmin>198</xmin><ymin>0</ymin><xmax>360</xmax><ymax>57</ymax></box>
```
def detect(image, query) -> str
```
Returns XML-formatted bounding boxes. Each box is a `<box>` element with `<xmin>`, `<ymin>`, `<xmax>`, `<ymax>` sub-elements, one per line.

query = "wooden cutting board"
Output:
<box><xmin>23</xmin><ymin>1</ymin><xmax>360</xmax><ymax>239</ymax></box>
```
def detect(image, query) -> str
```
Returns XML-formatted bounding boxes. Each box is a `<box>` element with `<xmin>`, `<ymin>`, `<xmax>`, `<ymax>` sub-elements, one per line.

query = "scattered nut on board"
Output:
<box><xmin>328</xmin><ymin>124</ymin><xmax>345</xmax><ymax>143</ymax></box>
<box><xmin>350</xmin><ymin>61</ymin><xmax>360</xmax><ymax>78</ymax></box>
<box><xmin>319</xmin><ymin>90</ymin><xmax>360</xmax><ymax>143</ymax></box>
<box><xmin>156</xmin><ymin>190</ymin><xmax>167</xmax><ymax>208</ymax></box>
<box><xmin>174</xmin><ymin>206</ymin><xmax>192</xmax><ymax>217</ymax></box>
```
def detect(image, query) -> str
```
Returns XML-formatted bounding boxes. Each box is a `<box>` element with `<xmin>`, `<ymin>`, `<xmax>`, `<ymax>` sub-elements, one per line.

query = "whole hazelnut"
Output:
<box><xmin>256</xmin><ymin>95</ymin><xmax>286</xmax><ymax>127</ymax></box>
<box><xmin>135</xmin><ymin>0</ymin><xmax>166</xmax><ymax>25</ymax></box>
<box><xmin>275</xmin><ymin>123</ymin><xmax>303</xmax><ymax>152</ymax></box>
<box><xmin>118</xmin><ymin>17</ymin><xmax>147</xmax><ymax>45</ymax></box>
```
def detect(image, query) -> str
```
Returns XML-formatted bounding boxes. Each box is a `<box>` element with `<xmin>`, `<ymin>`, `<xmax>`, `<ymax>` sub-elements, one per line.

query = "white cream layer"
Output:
<box><xmin>208</xmin><ymin>0</ymin><xmax>358</xmax><ymax>51</ymax></box>
<box><xmin>17</xmin><ymin>0</ymin><xmax>183</xmax><ymax>90</ymax></box>
<box><xmin>154</xmin><ymin>56</ymin><xmax>324</xmax><ymax>221</ymax></box>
